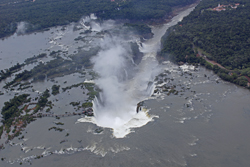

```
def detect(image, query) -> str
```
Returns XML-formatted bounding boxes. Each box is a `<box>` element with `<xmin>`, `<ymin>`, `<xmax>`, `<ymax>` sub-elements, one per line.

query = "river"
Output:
<box><xmin>1</xmin><ymin>4</ymin><xmax>250</xmax><ymax>167</ymax></box>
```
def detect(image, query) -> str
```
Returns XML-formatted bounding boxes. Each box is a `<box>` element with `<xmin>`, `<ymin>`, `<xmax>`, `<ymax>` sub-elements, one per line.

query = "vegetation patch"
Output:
<box><xmin>62</xmin><ymin>83</ymin><xmax>84</xmax><ymax>92</ymax></box>
<box><xmin>82</xmin><ymin>102</ymin><xmax>93</xmax><ymax>108</ymax></box>
<box><xmin>0</xmin><ymin>63</ymin><xmax>24</xmax><ymax>82</ymax></box>
<box><xmin>48</xmin><ymin>127</ymin><xmax>64</xmax><ymax>132</ymax></box>
<box><xmin>0</xmin><ymin>94</ymin><xmax>37</xmax><ymax>141</ymax></box>
<box><xmin>0</xmin><ymin>0</ymin><xmax>196</xmax><ymax>38</ymax></box>
<box><xmin>25</xmin><ymin>53</ymin><xmax>47</xmax><ymax>64</ymax></box>
<box><xmin>161</xmin><ymin>0</ymin><xmax>250</xmax><ymax>89</ymax></box>
<box><xmin>52</xmin><ymin>85</ymin><xmax>60</xmax><ymax>95</ymax></box>
<box><xmin>124</xmin><ymin>23</ymin><xmax>153</xmax><ymax>39</ymax></box>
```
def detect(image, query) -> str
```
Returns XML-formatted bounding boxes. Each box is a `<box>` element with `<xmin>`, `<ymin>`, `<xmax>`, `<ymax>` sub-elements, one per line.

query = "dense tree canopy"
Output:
<box><xmin>1</xmin><ymin>94</ymin><xmax>30</xmax><ymax>121</ymax></box>
<box><xmin>0</xmin><ymin>0</ymin><xmax>196</xmax><ymax>38</ymax></box>
<box><xmin>161</xmin><ymin>0</ymin><xmax>250</xmax><ymax>87</ymax></box>
<box><xmin>162</xmin><ymin>0</ymin><xmax>250</xmax><ymax>68</ymax></box>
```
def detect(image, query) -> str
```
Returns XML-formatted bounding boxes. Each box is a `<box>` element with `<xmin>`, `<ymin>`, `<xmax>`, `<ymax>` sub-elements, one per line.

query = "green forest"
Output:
<box><xmin>161</xmin><ymin>0</ymin><xmax>250</xmax><ymax>88</ymax></box>
<box><xmin>0</xmin><ymin>0</ymin><xmax>196</xmax><ymax>38</ymax></box>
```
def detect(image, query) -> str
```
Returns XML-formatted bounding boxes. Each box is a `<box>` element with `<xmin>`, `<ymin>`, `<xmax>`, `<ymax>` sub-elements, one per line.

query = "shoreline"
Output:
<box><xmin>146</xmin><ymin>0</ymin><xmax>200</xmax><ymax>26</ymax></box>
<box><xmin>0</xmin><ymin>1</ymin><xmax>200</xmax><ymax>40</ymax></box>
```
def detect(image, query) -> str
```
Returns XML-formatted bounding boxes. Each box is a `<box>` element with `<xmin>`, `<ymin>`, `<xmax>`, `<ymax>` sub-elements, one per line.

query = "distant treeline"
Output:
<box><xmin>0</xmin><ymin>0</ymin><xmax>196</xmax><ymax>38</ymax></box>
<box><xmin>161</xmin><ymin>0</ymin><xmax>250</xmax><ymax>88</ymax></box>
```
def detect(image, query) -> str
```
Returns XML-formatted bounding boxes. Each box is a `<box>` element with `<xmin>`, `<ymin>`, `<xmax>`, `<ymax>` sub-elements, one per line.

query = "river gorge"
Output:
<box><xmin>0</xmin><ymin>4</ymin><xmax>250</xmax><ymax>167</ymax></box>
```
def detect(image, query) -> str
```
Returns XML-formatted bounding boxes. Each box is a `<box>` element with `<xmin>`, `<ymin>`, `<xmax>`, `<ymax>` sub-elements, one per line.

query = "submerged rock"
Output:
<box><xmin>94</xmin><ymin>127</ymin><xmax>103</xmax><ymax>134</ymax></box>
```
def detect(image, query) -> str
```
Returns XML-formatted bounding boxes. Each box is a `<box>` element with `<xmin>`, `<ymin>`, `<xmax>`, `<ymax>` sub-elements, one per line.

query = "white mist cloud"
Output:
<box><xmin>16</xmin><ymin>22</ymin><xmax>29</xmax><ymax>35</ymax></box>
<box><xmin>92</xmin><ymin>45</ymin><xmax>127</xmax><ymax>78</ymax></box>
<box><xmin>91</xmin><ymin>36</ymin><xmax>135</xmax><ymax>119</ymax></box>
<box><xmin>76</xmin><ymin>16</ymin><xmax>159</xmax><ymax>138</ymax></box>
<box><xmin>78</xmin><ymin>6</ymin><xmax>196</xmax><ymax>138</ymax></box>
<box><xmin>89</xmin><ymin>32</ymin><xmax>159</xmax><ymax>137</ymax></box>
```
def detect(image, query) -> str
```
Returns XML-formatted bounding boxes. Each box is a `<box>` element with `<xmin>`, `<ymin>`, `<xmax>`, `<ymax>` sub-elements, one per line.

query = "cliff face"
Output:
<box><xmin>130</xmin><ymin>42</ymin><xmax>144</xmax><ymax>65</ymax></box>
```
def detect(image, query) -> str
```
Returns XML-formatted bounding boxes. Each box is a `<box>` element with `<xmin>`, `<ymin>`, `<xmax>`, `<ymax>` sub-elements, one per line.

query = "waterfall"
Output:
<box><xmin>78</xmin><ymin>7</ymin><xmax>196</xmax><ymax>137</ymax></box>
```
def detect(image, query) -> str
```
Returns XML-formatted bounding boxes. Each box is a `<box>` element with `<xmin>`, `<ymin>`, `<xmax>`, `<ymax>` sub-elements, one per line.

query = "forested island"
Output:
<box><xmin>0</xmin><ymin>0</ymin><xmax>196</xmax><ymax>38</ymax></box>
<box><xmin>161</xmin><ymin>0</ymin><xmax>250</xmax><ymax>88</ymax></box>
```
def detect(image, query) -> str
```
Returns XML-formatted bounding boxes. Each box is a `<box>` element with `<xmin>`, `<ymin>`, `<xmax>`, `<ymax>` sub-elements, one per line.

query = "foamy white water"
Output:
<box><xmin>77</xmin><ymin>35</ymin><xmax>158</xmax><ymax>138</ymax></box>
<box><xmin>78</xmin><ymin>108</ymin><xmax>158</xmax><ymax>138</ymax></box>
<box><xmin>77</xmin><ymin>6</ymin><xmax>196</xmax><ymax>138</ymax></box>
